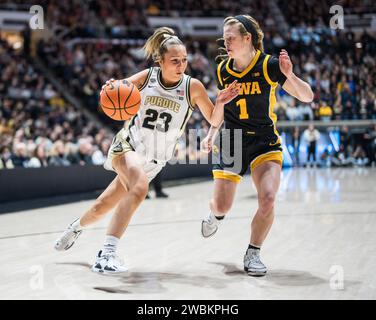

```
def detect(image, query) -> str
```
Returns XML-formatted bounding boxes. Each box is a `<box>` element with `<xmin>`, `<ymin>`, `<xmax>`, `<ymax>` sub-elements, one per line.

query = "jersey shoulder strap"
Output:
<box><xmin>139</xmin><ymin>67</ymin><xmax>155</xmax><ymax>91</ymax></box>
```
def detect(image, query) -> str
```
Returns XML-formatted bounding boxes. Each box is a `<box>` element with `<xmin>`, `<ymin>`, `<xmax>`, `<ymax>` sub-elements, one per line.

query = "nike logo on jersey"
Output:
<box><xmin>223</xmin><ymin>76</ymin><xmax>231</xmax><ymax>81</ymax></box>
<box><xmin>112</xmin><ymin>142</ymin><xmax>123</xmax><ymax>153</ymax></box>
<box><xmin>269</xmin><ymin>140</ymin><xmax>280</xmax><ymax>146</ymax></box>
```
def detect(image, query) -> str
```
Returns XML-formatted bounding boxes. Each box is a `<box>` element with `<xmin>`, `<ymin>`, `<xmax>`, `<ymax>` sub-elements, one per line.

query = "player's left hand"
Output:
<box><xmin>200</xmin><ymin>135</ymin><xmax>213</xmax><ymax>153</ymax></box>
<box><xmin>279</xmin><ymin>49</ymin><xmax>293</xmax><ymax>78</ymax></box>
<box><xmin>100</xmin><ymin>78</ymin><xmax>115</xmax><ymax>95</ymax></box>
<box><xmin>217</xmin><ymin>80</ymin><xmax>240</xmax><ymax>105</ymax></box>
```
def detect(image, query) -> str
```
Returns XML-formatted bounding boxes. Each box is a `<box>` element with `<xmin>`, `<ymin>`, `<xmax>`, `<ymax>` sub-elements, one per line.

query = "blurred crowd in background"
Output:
<box><xmin>0</xmin><ymin>39</ymin><xmax>113</xmax><ymax>169</ymax></box>
<box><xmin>1</xmin><ymin>0</ymin><xmax>375</xmax><ymax>169</ymax></box>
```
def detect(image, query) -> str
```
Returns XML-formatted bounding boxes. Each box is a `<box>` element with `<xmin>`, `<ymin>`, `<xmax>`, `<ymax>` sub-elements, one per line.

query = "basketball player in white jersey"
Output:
<box><xmin>54</xmin><ymin>27</ymin><xmax>239</xmax><ymax>274</ymax></box>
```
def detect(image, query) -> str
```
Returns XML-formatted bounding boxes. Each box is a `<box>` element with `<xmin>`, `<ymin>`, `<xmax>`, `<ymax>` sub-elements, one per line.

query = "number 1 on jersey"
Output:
<box><xmin>236</xmin><ymin>98</ymin><xmax>249</xmax><ymax>120</ymax></box>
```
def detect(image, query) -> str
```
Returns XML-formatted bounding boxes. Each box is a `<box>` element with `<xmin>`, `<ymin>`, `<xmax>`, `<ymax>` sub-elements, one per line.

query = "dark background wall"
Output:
<box><xmin>0</xmin><ymin>163</ymin><xmax>212</xmax><ymax>204</ymax></box>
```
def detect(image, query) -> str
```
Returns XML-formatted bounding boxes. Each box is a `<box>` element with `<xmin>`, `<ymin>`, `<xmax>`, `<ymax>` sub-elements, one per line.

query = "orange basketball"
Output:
<box><xmin>100</xmin><ymin>79</ymin><xmax>141</xmax><ymax>121</ymax></box>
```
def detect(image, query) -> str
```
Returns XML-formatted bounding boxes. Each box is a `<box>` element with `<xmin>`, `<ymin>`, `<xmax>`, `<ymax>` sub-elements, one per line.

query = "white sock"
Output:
<box><xmin>71</xmin><ymin>218</ymin><xmax>83</xmax><ymax>231</ymax></box>
<box><xmin>103</xmin><ymin>235</ymin><xmax>119</xmax><ymax>254</ymax></box>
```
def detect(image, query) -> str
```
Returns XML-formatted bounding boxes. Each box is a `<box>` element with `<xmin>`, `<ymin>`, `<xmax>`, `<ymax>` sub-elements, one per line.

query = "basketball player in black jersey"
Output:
<box><xmin>201</xmin><ymin>15</ymin><xmax>314</xmax><ymax>276</ymax></box>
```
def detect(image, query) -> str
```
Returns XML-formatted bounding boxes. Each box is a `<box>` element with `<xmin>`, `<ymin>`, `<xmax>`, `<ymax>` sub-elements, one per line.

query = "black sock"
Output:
<box><xmin>214</xmin><ymin>215</ymin><xmax>224</xmax><ymax>220</ymax></box>
<box><xmin>248</xmin><ymin>244</ymin><xmax>260</xmax><ymax>250</ymax></box>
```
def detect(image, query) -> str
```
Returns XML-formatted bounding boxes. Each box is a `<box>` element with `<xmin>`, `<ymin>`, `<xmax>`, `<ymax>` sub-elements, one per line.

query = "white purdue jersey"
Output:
<box><xmin>125</xmin><ymin>67</ymin><xmax>194</xmax><ymax>163</ymax></box>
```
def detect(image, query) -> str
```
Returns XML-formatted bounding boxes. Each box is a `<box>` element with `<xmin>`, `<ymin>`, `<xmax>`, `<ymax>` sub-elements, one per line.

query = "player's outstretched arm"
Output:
<box><xmin>100</xmin><ymin>69</ymin><xmax>150</xmax><ymax>94</ymax></box>
<box><xmin>190</xmin><ymin>78</ymin><xmax>239</xmax><ymax>127</ymax></box>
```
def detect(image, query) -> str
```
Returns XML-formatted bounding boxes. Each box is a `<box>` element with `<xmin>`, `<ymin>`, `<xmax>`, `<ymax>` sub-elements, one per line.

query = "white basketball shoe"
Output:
<box><xmin>54</xmin><ymin>219</ymin><xmax>82</xmax><ymax>251</ymax></box>
<box><xmin>201</xmin><ymin>212</ymin><xmax>223</xmax><ymax>238</ymax></box>
<box><xmin>91</xmin><ymin>250</ymin><xmax>128</xmax><ymax>275</ymax></box>
<box><xmin>243</xmin><ymin>248</ymin><xmax>267</xmax><ymax>276</ymax></box>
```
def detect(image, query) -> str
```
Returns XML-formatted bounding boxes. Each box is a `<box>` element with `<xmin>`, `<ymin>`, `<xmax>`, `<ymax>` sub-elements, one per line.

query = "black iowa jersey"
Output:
<box><xmin>215</xmin><ymin>50</ymin><xmax>286</xmax><ymax>133</ymax></box>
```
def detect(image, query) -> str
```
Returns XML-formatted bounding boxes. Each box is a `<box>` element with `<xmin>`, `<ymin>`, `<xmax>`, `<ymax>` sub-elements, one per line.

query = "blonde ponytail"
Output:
<box><xmin>143</xmin><ymin>27</ymin><xmax>183</xmax><ymax>63</ymax></box>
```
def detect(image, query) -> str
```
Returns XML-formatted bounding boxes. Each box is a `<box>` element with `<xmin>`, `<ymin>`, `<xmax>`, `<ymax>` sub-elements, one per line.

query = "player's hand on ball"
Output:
<box><xmin>100</xmin><ymin>78</ymin><xmax>115</xmax><ymax>94</ymax></box>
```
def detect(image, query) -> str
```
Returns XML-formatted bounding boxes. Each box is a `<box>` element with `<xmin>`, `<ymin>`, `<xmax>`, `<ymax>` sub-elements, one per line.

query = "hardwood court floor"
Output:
<box><xmin>0</xmin><ymin>167</ymin><xmax>375</xmax><ymax>299</ymax></box>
